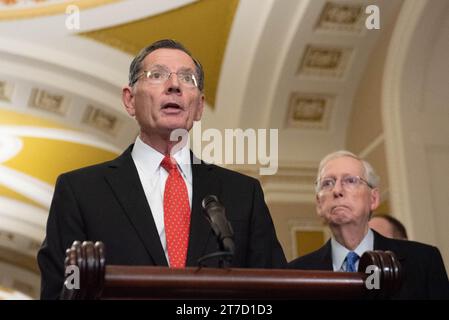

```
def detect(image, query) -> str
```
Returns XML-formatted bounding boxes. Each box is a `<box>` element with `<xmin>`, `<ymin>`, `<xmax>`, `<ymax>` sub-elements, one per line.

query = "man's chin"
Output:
<box><xmin>329</xmin><ymin>219</ymin><xmax>349</xmax><ymax>226</ymax></box>
<box><xmin>161</xmin><ymin>119</ymin><xmax>192</xmax><ymax>132</ymax></box>
<box><xmin>158</xmin><ymin>124</ymin><xmax>191</xmax><ymax>141</ymax></box>
<box><xmin>327</xmin><ymin>212</ymin><xmax>351</xmax><ymax>225</ymax></box>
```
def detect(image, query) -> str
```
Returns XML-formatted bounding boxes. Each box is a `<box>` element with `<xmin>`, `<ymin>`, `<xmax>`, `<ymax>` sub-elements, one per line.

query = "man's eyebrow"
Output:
<box><xmin>145</xmin><ymin>64</ymin><xmax>195</xmax><ymax>73</ymax></box>
<box><xmin>145</xmin><ymin>64</ymin><xmax>168</xmax><ymax>70</ymax></box>
<box><xmin>321</xmin><ymin>174</ymin><xmax>358</xmax><ymax>179</ymax></box>
<box><xmin>177</xmin><ymin>66</ymin><xmax>195</xmax><ymax>73</ymax></box>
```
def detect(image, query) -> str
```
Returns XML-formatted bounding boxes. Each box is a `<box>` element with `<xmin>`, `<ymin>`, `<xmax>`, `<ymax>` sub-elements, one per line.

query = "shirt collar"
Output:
<box><xmin>172</xmin><ymin>142</ymin><xmax>192</xmax><ymax>183</ymax></box>
<box><xmin>131</xmin><ymin>136</ymin><xmax>192</xmax><ymax>183</ymax></box>
<box><xmin>331</xmin><ymin>228</ymin><xmax>374</xmax><ymax>271</ymax></box>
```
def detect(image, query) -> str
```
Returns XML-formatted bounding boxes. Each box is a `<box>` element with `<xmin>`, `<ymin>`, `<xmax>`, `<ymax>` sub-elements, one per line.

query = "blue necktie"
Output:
<box><xmin>345</xmin><ymin>251</ymin><xmax>359</xmax><ymax>272</ymax></box>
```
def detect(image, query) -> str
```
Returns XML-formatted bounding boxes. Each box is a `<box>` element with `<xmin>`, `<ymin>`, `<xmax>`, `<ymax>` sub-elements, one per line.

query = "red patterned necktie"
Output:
<box><xmin>161</xmin><ymin>155</ymin><xmax>190</xmax><ymax>268</ymax></box>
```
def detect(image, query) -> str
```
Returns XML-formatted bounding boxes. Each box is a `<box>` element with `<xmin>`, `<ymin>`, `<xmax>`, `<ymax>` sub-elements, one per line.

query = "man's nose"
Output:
<box><xmin>332</xmin><ymin>180</ymin><xmax>344</xmax><ymax>198</ymax></box>
<box><xmin>165</xmin><ymin>73</ymin><xmax>181</xmax><ymax>94</ymax></box>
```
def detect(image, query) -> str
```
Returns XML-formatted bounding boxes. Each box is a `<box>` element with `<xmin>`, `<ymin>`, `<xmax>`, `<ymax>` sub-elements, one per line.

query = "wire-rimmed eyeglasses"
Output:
<box><xmin>137</xmin><ymin>67</ymin><xmax>198</xmax><ymax>88</ymax></box>
<box><xmin>316</xmin><ymin>175</ymin><xmax>373</xmax><ymax>193</ymax></box>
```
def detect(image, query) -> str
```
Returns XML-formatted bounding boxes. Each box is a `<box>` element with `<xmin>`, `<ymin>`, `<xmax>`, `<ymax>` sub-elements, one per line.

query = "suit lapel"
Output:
<box><xmin>105</xmin><ymin>146</ymin><xmax>168</xmax><ymax>266</ymax></box>
<box><xmin>372</xmin><ymin>230</ymin><xmax>405</xmax><ymax>261</ymax></box>
<box><xmin>186</xmin><ymin>155</ymin><xmax>221</xmax><ymax>266</ymax></box>
<box><xmin>319</xmin><ymin>240</ymin><xmax>334</xmax><ymax>270</ymax></box>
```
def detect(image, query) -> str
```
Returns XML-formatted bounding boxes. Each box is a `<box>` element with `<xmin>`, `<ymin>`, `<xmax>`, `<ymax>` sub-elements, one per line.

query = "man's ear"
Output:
<box><xmin>122</xmin><ymin>86</ymin><xmax>135</xmax><ymax>117</ymax></box>
<box><xmin>194</xmin><ymin>94</ymin><xmax>205</xmax><ymax>121</ymax></box>
<box><xmin>315</xmin><ymin>193</ymin><xmax>323</xmax><ymax>217</ymax></box>
<box><xmin>370</xmin><ymin>188</ymin><xmax>380</xmax><ymax>212</ymax></box>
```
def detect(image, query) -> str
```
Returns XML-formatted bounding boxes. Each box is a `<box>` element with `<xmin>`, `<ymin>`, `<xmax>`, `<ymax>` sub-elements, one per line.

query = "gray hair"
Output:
<box><xmin>128</xmin><ymin>39</ymin><xmax>204</xmax><ymax>91</ymax></box>
<box><xmin>315</xmin><ymin>150</ymin><xmax>380</xmax><ymax>193</ymax></box>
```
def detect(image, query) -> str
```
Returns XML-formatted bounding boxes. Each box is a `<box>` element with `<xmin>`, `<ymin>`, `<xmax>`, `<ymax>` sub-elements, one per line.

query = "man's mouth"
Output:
<box><xmin>331</xmin><ymin>205</ymin><xmax>349</xmax><ymax>212</ymax></box>
<box><xmin>162</xmin><ymin>102</ymin><xmax>183</xmax><ymax>110</ymax></box>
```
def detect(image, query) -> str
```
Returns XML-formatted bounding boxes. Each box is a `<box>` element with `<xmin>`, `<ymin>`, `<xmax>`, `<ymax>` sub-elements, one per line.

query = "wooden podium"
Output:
<box><xmin>60</xmin><ymin>241</ymin><xmax>401</xmax><ymax>300</ymax></box>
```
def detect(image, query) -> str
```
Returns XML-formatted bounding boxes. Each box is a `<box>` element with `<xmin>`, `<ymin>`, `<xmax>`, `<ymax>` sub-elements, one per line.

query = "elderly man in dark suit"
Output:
<box><xmin>38</xmin><ymin>39</ymin><xmax>286</xmax><ymax>299</ymax></box>
<box><xmin>288</xmin><ymin>150</ymin><xmax>449</xmax><ymax>299</ymax></box>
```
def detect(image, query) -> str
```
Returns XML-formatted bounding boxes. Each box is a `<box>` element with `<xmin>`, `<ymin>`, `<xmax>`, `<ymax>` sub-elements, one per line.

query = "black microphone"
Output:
<box><xmin>202</xmin><ymin>195</ymin><xmax>235</xmax><ymax>256</ymax></box>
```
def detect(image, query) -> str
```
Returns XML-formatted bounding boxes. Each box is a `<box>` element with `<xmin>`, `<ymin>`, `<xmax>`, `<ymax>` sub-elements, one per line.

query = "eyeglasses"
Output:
<box><xmin>316</xmin><ymin>175</ymin><xmax>373</xmax><ymax>193</ymax></box>
<box><xmin>137</xmin><ymin>67</ymin><xmax>198</xmax><ymax>88</ymax></box>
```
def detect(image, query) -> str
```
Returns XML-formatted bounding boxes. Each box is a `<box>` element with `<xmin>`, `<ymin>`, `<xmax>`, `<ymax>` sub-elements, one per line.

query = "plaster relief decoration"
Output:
<box><xmin>0</xmin><ymin>230</ymin><xmax>15</xmax><ymax>242</ymax></box>
<box><xmin>316</xmin><ymin>1</ymin><xmax>365</xmax><ymax>32</ymax></box>
<box><xmin>28</xmin><ymin>88</ymin><xmax>69</xmax><ymax>116</ymax></box>
<box><xmin>82</xmin><ymin>105</ymin><xmax>121</xmax><ymax>136</ymax></box>
<box><xmin>0</xmin><ymin>81</ymin><xmax>14</xmax><ymax>102</ymax></box>
<box><xmin>27</xmin><ymin>240</ymin><xmax>41</xmax><ymax>251</ymax></box>
<box><xmin>287</xmin><ymin>93</ymin><xmax>333</xmax><ymax>130</ymax></box>
<box><xmin>0</xmin><ymin>229</ymin><xmax>36</xmax><ymax>257</ymax></box>
<box><xmin>298</xmin><ymin>45</ymin><xmax>352</xmax><ymax>78</ymax></box>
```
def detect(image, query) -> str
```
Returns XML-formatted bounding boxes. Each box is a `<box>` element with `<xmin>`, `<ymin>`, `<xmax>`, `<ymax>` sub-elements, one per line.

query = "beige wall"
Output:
<box><xmin>346</xmin><ymin>4</ymin><xmax>402</xmax><ymax>206</ymax></box>
<box><xmin>268</xmin><ymin>202</ymin><xmax>324</xmax><ymax>262</ymax></box>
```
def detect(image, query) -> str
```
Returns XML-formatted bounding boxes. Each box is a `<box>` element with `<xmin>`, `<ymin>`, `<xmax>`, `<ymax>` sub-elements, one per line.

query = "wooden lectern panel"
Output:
<box><xmin>61</xmin><ymin>241</ymin><xmax>401</xmax><ymax>300</ymax></box>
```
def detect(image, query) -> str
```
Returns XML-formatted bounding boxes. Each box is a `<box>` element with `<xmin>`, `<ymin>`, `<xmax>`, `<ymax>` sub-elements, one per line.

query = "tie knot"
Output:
<box><xmin>161</xmin><ymin>155</ymin><xmax>178</xmax><ymax>172</ymax></box>
<box><xmin>345</xmin><ymin>251</ymin><xmax>359</xmax><ymax>272</ymax></box>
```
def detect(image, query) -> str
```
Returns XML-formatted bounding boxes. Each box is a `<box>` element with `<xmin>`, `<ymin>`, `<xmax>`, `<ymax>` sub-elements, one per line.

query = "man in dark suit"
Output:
<box><xmin>288</xmin><ymin>150</ymin><xmax>449</xmax><ymax>299</ymax></box>
<box><xmin>38</xmin><ymin>39</ymin><xmax>286</xmax><ymax>299</ymax></box>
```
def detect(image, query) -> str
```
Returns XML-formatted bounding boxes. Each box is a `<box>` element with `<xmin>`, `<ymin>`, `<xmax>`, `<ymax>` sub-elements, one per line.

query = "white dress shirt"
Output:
<box><xmin>131</xmin><ymin>136</ymin><xmax>192</xmax><ymax>264</ymax></box>
<box><xmin>331</xmin><ymin>228</ymin><xmax>374</xmax><ymax>271</ymax></box>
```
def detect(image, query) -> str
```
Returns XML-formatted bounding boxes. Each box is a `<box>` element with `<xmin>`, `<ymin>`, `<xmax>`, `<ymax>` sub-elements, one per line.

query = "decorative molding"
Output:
<box><xmin>0</xmin><ymin>126</ymin><xmax>122</xmax><ymax>153</ymax></box>
<box><xmin>288</xmin><ymin>217</ymin><xmax>330</xmax><ymax>259</ymax></box>
<box><xmin>0</xmin><ymin>165</ymin><xmax>53</xmax><ymax>208</ymax></box>
<box><xmin>0</xmin><ymin>196</ymin><xmax>47</xmax><ymax>239</ymax></box>
<box><xmin>0</xmin><ymin>261</ymin><xmax>38</xmax><ymax>299</ymax></box>
<box><xmin>316</xmin><ymin>1</ymin><xmax>365</xmax><ymax>33</ymax></box>
<box><xmin>0</xmin><ymin>80</ymin><xmax>14</xmax><ymax>102</ymax></box>
<box><xmin>382</xmin><ymin>0</ymin><xmax>429</xmax><ymax>234</ymax></box>
<box><xmin>0</xmin><ymin>74</ymin><xmax>137</xmax><ymax>149</ymax></box>
<box><xmin>225</xmin><ymin>163</ymin><xmax>317</xmax><ymax>204</ymax></box>
<box><xmin>286</xmin><ymin>92</ymin><xmax>334</xmax><ymax>130</ymax></box>
<box><xmin>82</xmin><ymin>105</ymin><xmax>122</xmax><ymax>136</ymax></box>
<box><xmin>0</xmin><ymin>234</ymin><xmax>41</xmax><ymax>271</ymax></box>
<box><xmin>298</xmin><ymin>45</ymin><xmax>352</xmax><ymax>78</ymax></box>
<box><xmin>358</xmin><ymin>133</ymin><xmax>384</xmax><ymax>158</ymax></box>
<box><xmin>28</xmin><ymin>88</ymin><xmax>70</xmax><ymax>116</ymax></box>
<box><xmin>0</xmin><ymin>132</ymin><xmax>22</xmax><ymax>163</ymax></box>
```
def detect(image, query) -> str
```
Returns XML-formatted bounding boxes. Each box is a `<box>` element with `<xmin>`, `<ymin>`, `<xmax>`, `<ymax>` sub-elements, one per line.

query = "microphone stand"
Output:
<box><xmin>198</xmin><ymin>195</ymin><xmax>235</xmax><ymax>268</ymax></box>
<box><xmin>197</xmin><ymin>250</ymin><xmax>233</xmax><ymax>268</ymax></box>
